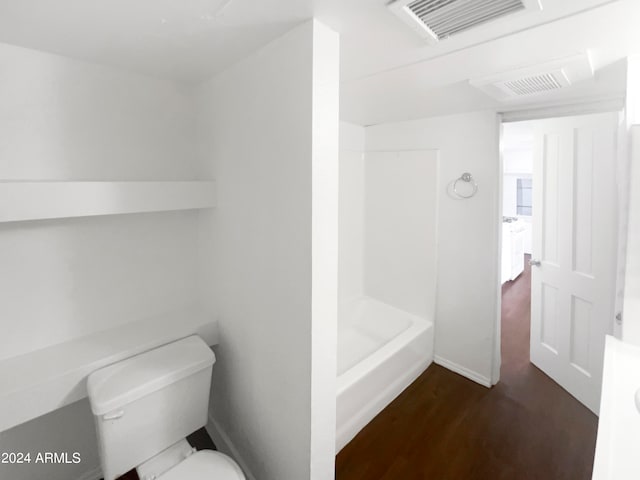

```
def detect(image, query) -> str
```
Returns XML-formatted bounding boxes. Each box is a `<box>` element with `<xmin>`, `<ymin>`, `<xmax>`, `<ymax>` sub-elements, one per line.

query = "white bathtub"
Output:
<box><xmin>336</xmin><ymin>296</ymin><xmax>434</xmax><ymax>452</ymax></box>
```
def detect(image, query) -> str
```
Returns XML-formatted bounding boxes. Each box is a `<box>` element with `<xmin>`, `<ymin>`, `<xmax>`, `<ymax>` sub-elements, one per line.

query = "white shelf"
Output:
<box><xmin>0</xmin><ymin>181</ymin><xmax>216</xmax><ymax>223</ymax></box>
<box><xmin>0</xmin><ymin>309</ymin><xmax>219</xmax><ymax>432</ymax></box>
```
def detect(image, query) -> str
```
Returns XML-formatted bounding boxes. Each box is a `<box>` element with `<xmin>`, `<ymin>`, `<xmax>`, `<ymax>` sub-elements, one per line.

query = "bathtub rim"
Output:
<box><xmin>337</xmin><ymin>296</ymin><xmax>433</xmax><ymax>396</ymax></box>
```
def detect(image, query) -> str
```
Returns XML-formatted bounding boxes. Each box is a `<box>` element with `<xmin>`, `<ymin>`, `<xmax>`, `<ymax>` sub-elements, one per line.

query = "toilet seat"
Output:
<box><xmin>159</xmin><ymin>450</ymin><xmax>245</xmax><ymax>480</ymax></box>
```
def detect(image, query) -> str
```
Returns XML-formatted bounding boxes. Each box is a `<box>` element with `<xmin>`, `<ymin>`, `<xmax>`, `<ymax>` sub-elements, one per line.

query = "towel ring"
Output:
<box><xmin>453</xmin><ymin>172</ymin><xmax>478</xmax><ymax>199</ymax></box>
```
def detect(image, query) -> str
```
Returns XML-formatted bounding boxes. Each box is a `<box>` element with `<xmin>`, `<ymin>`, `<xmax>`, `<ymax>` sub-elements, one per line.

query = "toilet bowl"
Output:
<box><xmin>157</xmin><ymin>450</ymin><xmax>245</xmax><ymax>480</ymax></box>
<box><xmin>87</xmin><ymin>336</ymin><xmax>245</xmax><ymax>480</ymax></box>
<box><xmin>134</xmin><ymin>438</ymin><xmax>245</xmax><ymax>480</ymax></box>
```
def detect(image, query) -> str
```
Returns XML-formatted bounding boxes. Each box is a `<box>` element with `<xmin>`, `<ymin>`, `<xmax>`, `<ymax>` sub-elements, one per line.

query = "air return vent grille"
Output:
<box><xmin>469</xmin><ymin>53</ymin><xmax>594</xmax><ymax>102</ymax></box>
<box><xmin>408</xmin><ymin>0</ymin><xmax>524</xmax><ymax>39</ymax></box>
<box><xmin>503</xmin><ymin>73</ymin><xmax>563</xmax><ymax>96</ymax></box>
<box><xmin>389</xmin><ymin>0</ymin><xmax>542</xmax><ymax>43</ymax></box>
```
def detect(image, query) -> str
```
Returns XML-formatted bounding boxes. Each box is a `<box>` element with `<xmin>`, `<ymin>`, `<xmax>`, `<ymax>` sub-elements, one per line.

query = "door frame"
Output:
<box><xmin>491</xmin><ymin>99</ymin><xmax>626</xmax><ymax>386</ymax></box>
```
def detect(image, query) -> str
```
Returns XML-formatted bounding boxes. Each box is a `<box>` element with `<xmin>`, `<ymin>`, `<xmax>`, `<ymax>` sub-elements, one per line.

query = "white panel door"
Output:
<box><xmin>530</xmin><ymin>112</ymin><xmax>618</xmax><ymax>414</ymax></box>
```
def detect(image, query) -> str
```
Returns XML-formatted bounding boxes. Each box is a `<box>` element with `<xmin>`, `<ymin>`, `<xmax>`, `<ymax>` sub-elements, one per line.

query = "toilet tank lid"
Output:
<box><xmin>87</xmin><ymin>335</ymin><xmax>215</xmax><ymax>415</ymax></box>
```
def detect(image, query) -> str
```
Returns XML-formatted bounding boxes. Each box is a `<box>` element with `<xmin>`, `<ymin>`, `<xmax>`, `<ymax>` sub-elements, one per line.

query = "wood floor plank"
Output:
<box><xmin>336</xmin><ymin>256</ymin><xmax>598</xmax><ymax>480</ymax></box>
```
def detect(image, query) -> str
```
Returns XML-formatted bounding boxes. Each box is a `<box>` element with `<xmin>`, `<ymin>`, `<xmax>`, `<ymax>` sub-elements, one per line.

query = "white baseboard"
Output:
<box><xmin>434</xmin><ymin>355</ymin><xmax>492</xmax><ymax>388</ymax></box>
<box><xmin>76</xmin><ymin>465</ymin><xmax>102</xmax><ymax>480</ymax></box>
<box><xmin>206</xmin><ymin>413</ymin><xmax>257</xmax><ymax>480</ymax></box>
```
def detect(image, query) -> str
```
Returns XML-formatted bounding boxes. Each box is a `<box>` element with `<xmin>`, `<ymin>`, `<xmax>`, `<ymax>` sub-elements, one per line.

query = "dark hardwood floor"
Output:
<box><xmin>335</xmin><ymin>255</ymin><xmax>598</xmax><ymax>480</ymax></box>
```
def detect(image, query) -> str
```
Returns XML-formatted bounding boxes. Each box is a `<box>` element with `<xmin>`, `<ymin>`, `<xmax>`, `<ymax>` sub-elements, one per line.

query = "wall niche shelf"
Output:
<box><xmin>0</xmin><ymin>181</ymin><xmax>216</xmax><ymax>223</ymax></box>
<box><xmin>0</xmin><ymin>309</ymin><xmax>219</xmax><ymax>433</ymax></box>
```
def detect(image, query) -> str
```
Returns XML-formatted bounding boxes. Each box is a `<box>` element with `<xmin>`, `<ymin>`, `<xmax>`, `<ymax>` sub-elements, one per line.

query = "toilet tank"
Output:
<box><xmin>87</xmin><ymin>336</ymin><xmax>215</xmax><ymax>480</ymax></box>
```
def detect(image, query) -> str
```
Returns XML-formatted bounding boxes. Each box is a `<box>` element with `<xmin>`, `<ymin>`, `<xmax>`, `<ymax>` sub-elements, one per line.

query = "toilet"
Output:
<box><xmin>87</xmin><ymin>335</ymin><xmax>245</xmax><ymax>480</ymax></box>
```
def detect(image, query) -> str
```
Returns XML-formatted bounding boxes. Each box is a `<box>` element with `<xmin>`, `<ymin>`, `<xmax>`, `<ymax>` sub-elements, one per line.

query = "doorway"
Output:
<box><xmin>500</xmin><ymin>121</ymin><xmax>535</xmax><ymax>384</ymax></box>
<box><xmin>498</xmin><ymin>112</ymin><xmax>620</xmax><ymax>415</ymax></box>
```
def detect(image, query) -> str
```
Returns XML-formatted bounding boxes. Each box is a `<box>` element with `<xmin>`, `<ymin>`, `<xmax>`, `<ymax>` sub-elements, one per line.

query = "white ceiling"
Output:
<box><xmin>0</xmin><ymin>0</ymin><xmax>313</xmax><ymax>81</ymax></box>
<box><xmin>0</xmin><ymin>0</ymin><xmax>637</xmax><ymax>125</ymax></box>
<box><xmin>340</xmin><ymin>0</ymin><xmax>637</xmax><ymax>124</ymax></box>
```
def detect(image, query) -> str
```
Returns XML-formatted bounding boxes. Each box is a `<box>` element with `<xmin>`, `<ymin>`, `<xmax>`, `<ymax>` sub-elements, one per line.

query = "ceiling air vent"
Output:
<box><xmin>469</xmin><ymin>53</ymin><xmax>594</xmax><ymax>102</ymax></box>
<box><xmin>502</xmin><ymin>72</ymin><xmax>566</xmax><ymax>96</ymax></box>
<box><xmin>389</xmin><ymin>0</ymin><xmax>542</xmax><ymax>43</ymax></box>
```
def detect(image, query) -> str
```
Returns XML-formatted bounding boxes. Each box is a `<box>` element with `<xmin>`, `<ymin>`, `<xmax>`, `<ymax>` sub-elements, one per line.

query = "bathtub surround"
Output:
<box><xmin>339</xmin><ymin>124</ymin><xmax>439</xmax><ymax>319</ymax></box>
<box><xmin>1</xmin><ymin>19</ymin><xmax>339</xmax><ymax>480</ymax></box>
<box><xmin>364</xmin><ymin>150</ymin><xmax>439</xmax><ymax>320</ymax></box>
<box><xmin>365</xmin><ymin>111</ymin><xmax>501</xmax><ymax>386</ymax></box>
<box><xmin>337</xmin><ymin>122</ymin><xmax>439</xmax><ymax>448</ymax></box>
<box><xmin>338</xmin><ymin>113</ymin><xmax>442</xmax><ymax>450</ymax></box>
<box><xmin>339</xmin><ymin>121</ymin><xmax>365</xmax><ymax>306</ymax></box>
<box><xmin>195</xmin><ymin>20</ymin><xmax>339</xmax><ymax>480</ymax></box>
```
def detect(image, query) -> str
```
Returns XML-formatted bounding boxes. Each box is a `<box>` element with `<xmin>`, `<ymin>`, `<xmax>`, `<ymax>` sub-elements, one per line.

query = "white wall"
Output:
<box><xmin>0</xmin><ymin>212</ymin><xmax>200</xmax><ymax>361</ymax></box>
<box><xmin>365</xmin><ymin>111</ymin><xmax>500</xmax><ymax>386</ymax></box>
<box><xmin>0</xmin><ymin>43</ymin><xmax>197</xmax><ymax>181</ymax></box>
<box><xmin>0</xmin><ymin>43</ymin><xmax>200</xmax><ymax>480</ymax></box>
<box><xmin>0</xmin><ymin>400</ymin><xmax>99</xmax><ymax>480</ymax></box>
<box><xmin>196</xmin><ymin>20</ymin><xmax>339</xmax><ymax>480</ymax></box>
<box><xmin>622</xmin><ymin>55</ymin><xmax>640</xmax><ymax>345</ymax></box>
<box><xmin>310</xmin><ymin>22</ymin><xmax>339</xmax><ymax>479</ymax></box>
<box><xmin>363</xmin><ymin>151</ymin><xmax>439</xmax><ymax>320</ymax></box>
<box><xmin>339</xmin><ymin>121</ymin><xmax>365</xmax><ymax>308</ymax></box>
